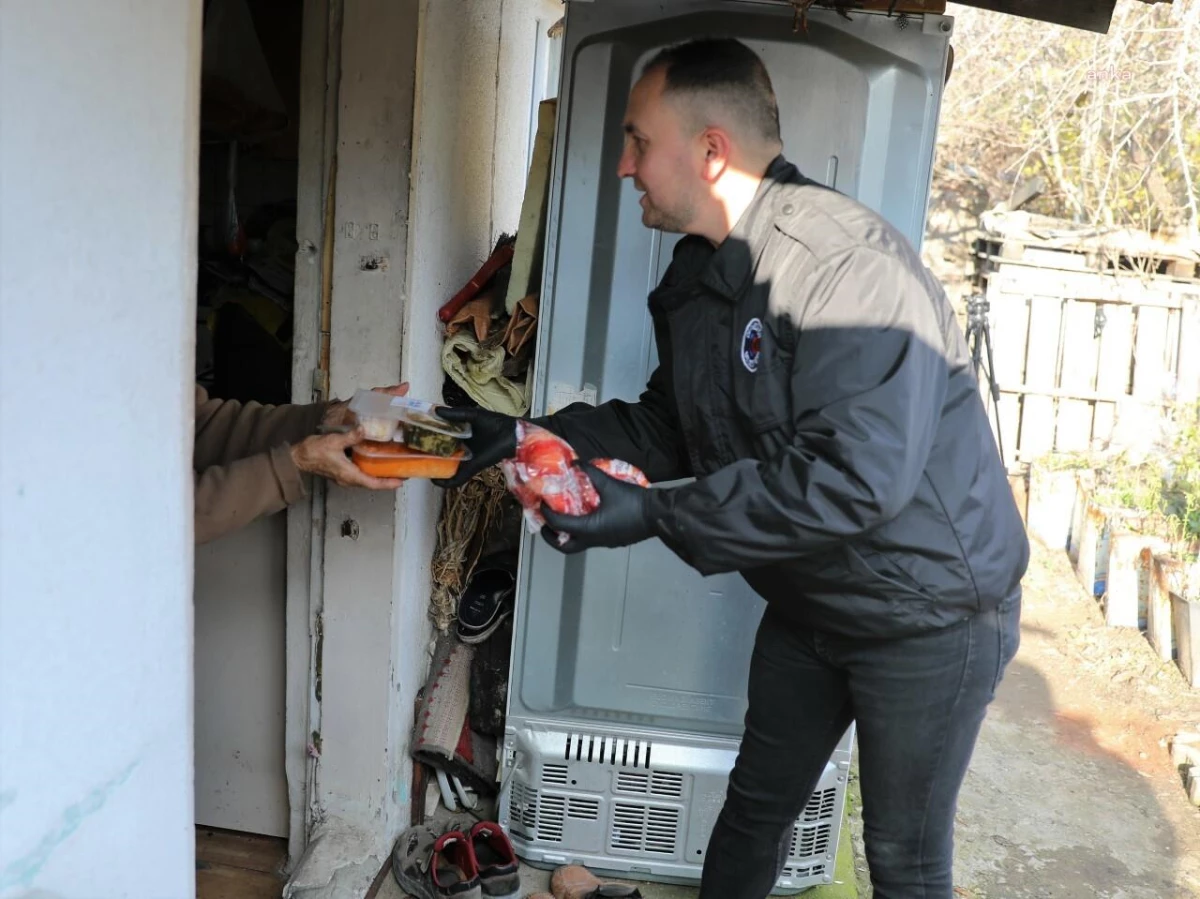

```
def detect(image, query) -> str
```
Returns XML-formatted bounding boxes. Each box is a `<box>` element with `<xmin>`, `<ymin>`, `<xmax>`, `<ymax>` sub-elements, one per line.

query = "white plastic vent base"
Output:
<box><xmin>500</xmin><ymin>719</ymin><xmax>854</xmax><ymax>894</ymax></box>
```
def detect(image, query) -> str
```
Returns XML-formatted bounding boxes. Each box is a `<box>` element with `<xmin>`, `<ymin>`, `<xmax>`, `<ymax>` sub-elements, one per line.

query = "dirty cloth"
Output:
<box><xmin>441</xmin><ymin>331</ymin><xmax>529</xmax><ymax>417</ymax></box>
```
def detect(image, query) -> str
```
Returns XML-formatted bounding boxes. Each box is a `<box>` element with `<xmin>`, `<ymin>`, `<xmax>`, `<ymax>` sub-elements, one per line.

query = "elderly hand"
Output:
<box><xmin>291</xmin><ymin>427</ymin><xmax>404</xmax><ymax>490</ymax></box>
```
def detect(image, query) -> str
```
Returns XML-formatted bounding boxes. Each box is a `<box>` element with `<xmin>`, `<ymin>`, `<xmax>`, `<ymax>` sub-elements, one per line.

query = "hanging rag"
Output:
<box><xmin>441</xmin><ymin>331</ymin><xmax>530</xmax><ymax>417</ymax></box>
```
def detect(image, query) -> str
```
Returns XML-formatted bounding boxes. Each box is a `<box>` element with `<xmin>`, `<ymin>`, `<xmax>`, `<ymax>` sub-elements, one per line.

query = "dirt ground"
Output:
<box><xmin>936</xmin><ymin>539</ymin><xmax>1200</xmax><ymax>898</ymax></box>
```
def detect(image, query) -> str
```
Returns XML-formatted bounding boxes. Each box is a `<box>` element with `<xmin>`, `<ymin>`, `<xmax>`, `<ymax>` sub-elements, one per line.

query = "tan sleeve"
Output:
<box><xmin>194</xmin><ymin>385</ymin><xmax>327</xmax><ymax>470</ymax></box>
<box><xmin>193</xmin><ymin>385</ymin><xmax>325</xmax><ymax>543</ymax></box>
<box><xmin>193</xmin><ymin>444</ymin><xmax>309</xmax><ymax>544</ymax></box>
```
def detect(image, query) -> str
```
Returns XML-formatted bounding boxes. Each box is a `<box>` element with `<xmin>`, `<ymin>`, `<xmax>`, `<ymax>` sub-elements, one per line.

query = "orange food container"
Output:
<box><xmin>351</xmin><ymin>441</ymin><xmax>465</xmax><ymax>479</ymax></box>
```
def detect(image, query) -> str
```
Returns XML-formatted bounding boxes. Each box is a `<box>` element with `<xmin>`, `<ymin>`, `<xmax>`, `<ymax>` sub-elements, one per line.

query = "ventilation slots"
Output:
<box><xmin>615</xmin><ymin>770</ymin><xmax>683</xmax><ymax>796</ymax></box>
<box><xmin>802</xmin><ymin>788</ymin><xmax>838</xmax><ymax>822</ymax></box>
<box><xmin>789</xmin><ymin>823</ymin><xmax>832</xmax><ymax>860</ymax></box>
<box><xmin>609</xmin><ymin>804</ymin><xmax>680</xmax><ymax>856</ymax></box>
<box><xmin>567</xmin><ymin>797</ymin><xmax>601</xmax><ymax>821</ymax></box>
<box><xmin>542</xmin><ymin>764</ymin><xmax>569</xmax><ymax>786</ymax></box>
<box><xmin>536</xmin><ymin>794</ymin><xmax>566</xmax><ymax>843</ymax></box>
<box><xmin>781</xmin><ymin>863</ymin><xmax>826</xmax><ymax>881</ymax></box>
<box><xmin>650</xmin><ymin>771</ymin><xmax>684</xmax><ymax>797</ymax></box>
<box><xmin>509</xmin><ymin>782</ymin><xmax>538</xmax><ymax>839</ymax></box>
<box><xmin>565</xmin><ymin>733</ymin><xmax>654</xmax><ymax>769</ymax></box>
<box><xmin>616</xmin><ymin>772</ymin><xmax>650</xmax><ymax>794</ymax></box>
<box><xmin>644</xmin><ymin>807</ymin><xmax>678</xmax><ymax>854</ymax></box>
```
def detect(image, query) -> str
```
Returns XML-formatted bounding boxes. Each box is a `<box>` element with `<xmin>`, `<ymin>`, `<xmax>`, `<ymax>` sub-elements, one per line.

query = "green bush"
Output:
<box><xmin>1162</xmin><ymin>401</ymin><xmax>1200</xmax><ymax>550</ymax></box>
<box><xmin>1084</xmin><ymin>402</ymin><xmax>1200</xmax><ymax>551</ymax></box>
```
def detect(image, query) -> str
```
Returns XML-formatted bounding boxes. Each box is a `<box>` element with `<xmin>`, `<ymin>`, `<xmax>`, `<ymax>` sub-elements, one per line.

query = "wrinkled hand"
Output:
<box><xmin>322</xmin><ymin>383</ymin><xmax>410</xmax><ymax>430</ymax></box>
<box><xmin>431</xmin><ymin>406</ymin><xmax>520</xmax><ymax>489</ymax></box>
<box><xmin>291</xmin><ymin>428</ymin><xmax>405</xmax><ymax>490</ymax></box>
<box><xmin>540</xmin><ymin>462</ymin><xmax>655</xmax><ymax>554</ymax></box>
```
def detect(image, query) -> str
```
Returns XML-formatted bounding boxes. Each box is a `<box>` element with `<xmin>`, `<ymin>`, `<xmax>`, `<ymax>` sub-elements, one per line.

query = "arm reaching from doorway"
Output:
<box><xmin>194</xmin><ymin>385</ymin><xmax>328</xmax><ymax>468</ymax></box>
<box><xmin>193</xmin><ymin>385</ymin><xmax>408</xmax><ymax>543</ymax></box>
<box><xmin>194</xmin><ymin>427</ymin><xmax>406</xmax><ymax>544</ymax></box>
<box><xmin>193</xmin><ymin>384</ymin><xmax>410</xmax><ymax>465</ymax></box>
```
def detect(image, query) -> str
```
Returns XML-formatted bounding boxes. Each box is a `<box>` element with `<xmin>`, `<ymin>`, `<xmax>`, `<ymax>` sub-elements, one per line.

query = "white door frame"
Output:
<box><xmin>284</xmin><ymin>2</ymin><xmax>424</xmax><ymax>890</ymax></box>
<box><xmin>285</xmin><ymin>0</ymin><xmax>337</xmax><ymax>867</ymax></box>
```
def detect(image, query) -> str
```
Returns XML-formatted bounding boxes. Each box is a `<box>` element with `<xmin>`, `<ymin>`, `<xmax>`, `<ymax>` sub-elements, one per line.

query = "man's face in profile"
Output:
<box><xmin>617</xmin><ymin>67</ymin><xmax>702</xmax><ymax>234</ymax></box>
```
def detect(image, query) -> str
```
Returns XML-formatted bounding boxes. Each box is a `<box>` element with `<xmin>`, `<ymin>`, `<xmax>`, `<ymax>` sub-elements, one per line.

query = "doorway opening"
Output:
<box><xmin>193</xmin><ymin>0</ymin><xmax>305</xmax><ymax>894</ymax></box>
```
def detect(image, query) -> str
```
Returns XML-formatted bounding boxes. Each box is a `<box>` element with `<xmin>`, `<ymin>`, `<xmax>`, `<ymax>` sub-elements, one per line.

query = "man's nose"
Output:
<box><xmin>616</xmin><ymin>146</ymin><xmax>635</xmax><ymax>179</ymax></box>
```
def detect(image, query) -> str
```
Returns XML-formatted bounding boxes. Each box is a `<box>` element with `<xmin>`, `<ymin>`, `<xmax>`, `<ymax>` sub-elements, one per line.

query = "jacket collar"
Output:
<box><xmin>698</xmin><ymin>155</ymin><xmax>801</xmax><ymax>302</ymax></box>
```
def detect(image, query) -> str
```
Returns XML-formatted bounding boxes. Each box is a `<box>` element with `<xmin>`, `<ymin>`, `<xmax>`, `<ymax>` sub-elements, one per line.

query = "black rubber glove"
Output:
<box><xmin>431</xmin><ymin>406</ymin><xmax>519</xmax><ymax>489</ymax></box>
<box><xmin>540</xmin><ymin>462</ymin><xmax>657</xmax><ymax>554</ymax></box>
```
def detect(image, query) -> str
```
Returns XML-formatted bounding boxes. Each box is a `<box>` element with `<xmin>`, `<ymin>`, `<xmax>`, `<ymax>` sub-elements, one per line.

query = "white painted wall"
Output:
<box><xmin>404</xmin><ymin>0</ymin><xmax>562</xmax><ymax>403</ymax></box>
<box><xmin>285</xmin><ymin>3</ymin><xmax>421</xmax><ymax>896</ymax></box>
<box><xmin>496</xmin><ymin>1</ymin><xmax>566</xmax><ymax>237</ymax></box>
<box><xmin>283</xmin><ymin>3</ymin><xmax>561</xmax><ymax>894</ymax></box>
<box><xmin>398</xmin><ymin>0</ymin><xmax>563</xmax><ymax>830</ymax></box>
<box><xmin>0</xmin><ymin>2</ymin><xmax>201</xmax><ymax>898</ymax></box>
<box><xmin>401</xmin><ymin>0</ymin><xmax>564</xmax><ymax>731</ymax></box>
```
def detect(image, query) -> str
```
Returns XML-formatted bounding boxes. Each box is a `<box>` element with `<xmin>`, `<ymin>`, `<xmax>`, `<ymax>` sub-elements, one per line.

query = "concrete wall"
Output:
<box><xmin>0</xmin><ymin>2</ymin><xmax>201</xmax><ymax>897</ymax></box>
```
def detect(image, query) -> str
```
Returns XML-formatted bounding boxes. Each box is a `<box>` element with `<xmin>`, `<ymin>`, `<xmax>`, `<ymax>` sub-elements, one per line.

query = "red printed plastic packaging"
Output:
<box><xmin>500</xmin><ymin>422</ymin><xmax>650</xmax><ymax>539</ymax></box>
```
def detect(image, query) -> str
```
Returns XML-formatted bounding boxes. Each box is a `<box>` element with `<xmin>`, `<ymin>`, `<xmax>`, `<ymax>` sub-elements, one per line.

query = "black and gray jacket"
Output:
<box><xmin>546</xmin><ymin>156</ymin><xmax>1028</xmax><ymax>638</ymax></box>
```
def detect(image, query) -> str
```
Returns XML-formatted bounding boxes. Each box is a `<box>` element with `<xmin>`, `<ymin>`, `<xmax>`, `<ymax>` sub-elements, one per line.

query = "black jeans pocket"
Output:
<box><xmin>990</xmin><ymin>598</ymin><xmax>1022</xmax><ymax>695</ymax></box>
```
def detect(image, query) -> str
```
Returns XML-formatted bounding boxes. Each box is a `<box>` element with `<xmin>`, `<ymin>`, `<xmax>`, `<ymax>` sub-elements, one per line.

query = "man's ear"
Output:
<box><xmin>699</xmin><ymin>127</ymin><xmax>732</xmax><ymax>182</ymax></box>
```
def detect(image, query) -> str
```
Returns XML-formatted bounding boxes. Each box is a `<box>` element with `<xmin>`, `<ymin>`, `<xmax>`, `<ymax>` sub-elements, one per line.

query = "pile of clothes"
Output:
<box><xmin>440</xmin><ymin>236</ymin><xmax>540</xmax><ymax>417</ymax></box>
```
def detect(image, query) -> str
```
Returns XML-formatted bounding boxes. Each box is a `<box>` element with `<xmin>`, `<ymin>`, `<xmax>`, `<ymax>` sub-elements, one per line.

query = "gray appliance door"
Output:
<box><xmin>509</xmin><ymin>0</ymin><xmax>952</xmax><ymax>736</ymax></box>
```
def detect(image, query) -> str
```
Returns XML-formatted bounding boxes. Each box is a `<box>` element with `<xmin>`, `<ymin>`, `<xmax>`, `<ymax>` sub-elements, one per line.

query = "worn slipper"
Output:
<box><xmin>457</xmin><ymin>553</ymin><xmax>517</xmax><ymax>645</ymax></box>
<box><xmin>549</xmin><ymin>865</ymin><xmax>641</xmax><ymax>899</ymax></box>
<box><xmin>393</xmin><ymin>825</ymin><xmax>483</xmax><ymax>899</ymax></box>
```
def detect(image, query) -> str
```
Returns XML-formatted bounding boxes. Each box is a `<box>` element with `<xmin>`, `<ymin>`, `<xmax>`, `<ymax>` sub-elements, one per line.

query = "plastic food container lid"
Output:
<box><xmin>347</xmin><ymin>390</ymin><xmax>471</xmax><ymax>439</ymax></box>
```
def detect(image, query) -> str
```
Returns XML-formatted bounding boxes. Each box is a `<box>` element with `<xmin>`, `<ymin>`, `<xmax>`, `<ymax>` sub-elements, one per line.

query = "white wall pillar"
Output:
<box><xmin>285</xmin><ymin>2</ymin><xmax>560</xmax><ymax>894</ymax></box>
<box><xmin>0</xmin><ymin>2</ymin><xmax>202</xmax><ymax>897</ymax></box>
<box><xmin>284</xmin><ymin>1</ymin><xmax>422</xmax><ymax>896</ymax></box>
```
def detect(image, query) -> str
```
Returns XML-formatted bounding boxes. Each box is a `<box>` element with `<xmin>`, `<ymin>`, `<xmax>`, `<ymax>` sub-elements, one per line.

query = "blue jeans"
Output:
<box><xmin>699</xmin><ymin>600</ymin><xmax>1021</xmax><ymax>899</ymax></box>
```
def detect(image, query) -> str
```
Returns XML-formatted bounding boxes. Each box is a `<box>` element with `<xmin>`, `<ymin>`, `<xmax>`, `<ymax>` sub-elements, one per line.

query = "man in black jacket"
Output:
<box><xmin>439</xmin><ymin>38</ymin><xmax>1028</xmax><ymax>899</ymax></box>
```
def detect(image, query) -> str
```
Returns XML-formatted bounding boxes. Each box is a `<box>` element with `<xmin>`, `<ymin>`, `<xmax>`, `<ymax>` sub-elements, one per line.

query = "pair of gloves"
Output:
<box><xmin>434</xmin><ymin>407</ymin><xmax>658</xmax><ymax>554</ymax></box>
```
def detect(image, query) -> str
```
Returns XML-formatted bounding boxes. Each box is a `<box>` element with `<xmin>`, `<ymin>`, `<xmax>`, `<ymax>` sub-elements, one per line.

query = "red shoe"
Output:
<box><xmin>469</xmin><ymin>820</ymin><xmax>521</xmax><ymax>899</ymax></box>
<box><xmin>393</xmin><ymin>826</ymin><xmax>482</xmax><ymax>899</ymax></box>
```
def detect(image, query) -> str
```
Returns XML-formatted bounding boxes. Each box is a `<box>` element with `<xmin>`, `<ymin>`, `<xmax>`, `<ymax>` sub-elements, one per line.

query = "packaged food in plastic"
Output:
<box><xmin>347</xmin><ymin>390</ymin><xmax>470</xmax><ymax>456</ymax></box>
<box><xmin>351</xmin><ymin>441</ymin><xmax>467</xmax><ymax>480</ymax></box>
<box><xmin>500</xmin><ymin>422</ymin><xmax>650</xmax><ymax>538</ymax></box>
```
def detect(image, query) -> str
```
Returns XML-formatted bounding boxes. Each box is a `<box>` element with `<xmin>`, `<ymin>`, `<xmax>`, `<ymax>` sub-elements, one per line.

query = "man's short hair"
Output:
<box><xmin>644</xmin><ymin>38</ymin><xmax>781</xmax><ymax>147</ymax></box>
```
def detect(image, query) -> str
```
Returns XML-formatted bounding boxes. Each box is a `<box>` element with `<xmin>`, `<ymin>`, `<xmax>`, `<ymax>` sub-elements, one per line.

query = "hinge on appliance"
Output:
<box><xmin>790</xmin><ymin>1</ymin><xmax>855</xmax><ymax>35</ymax></box>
